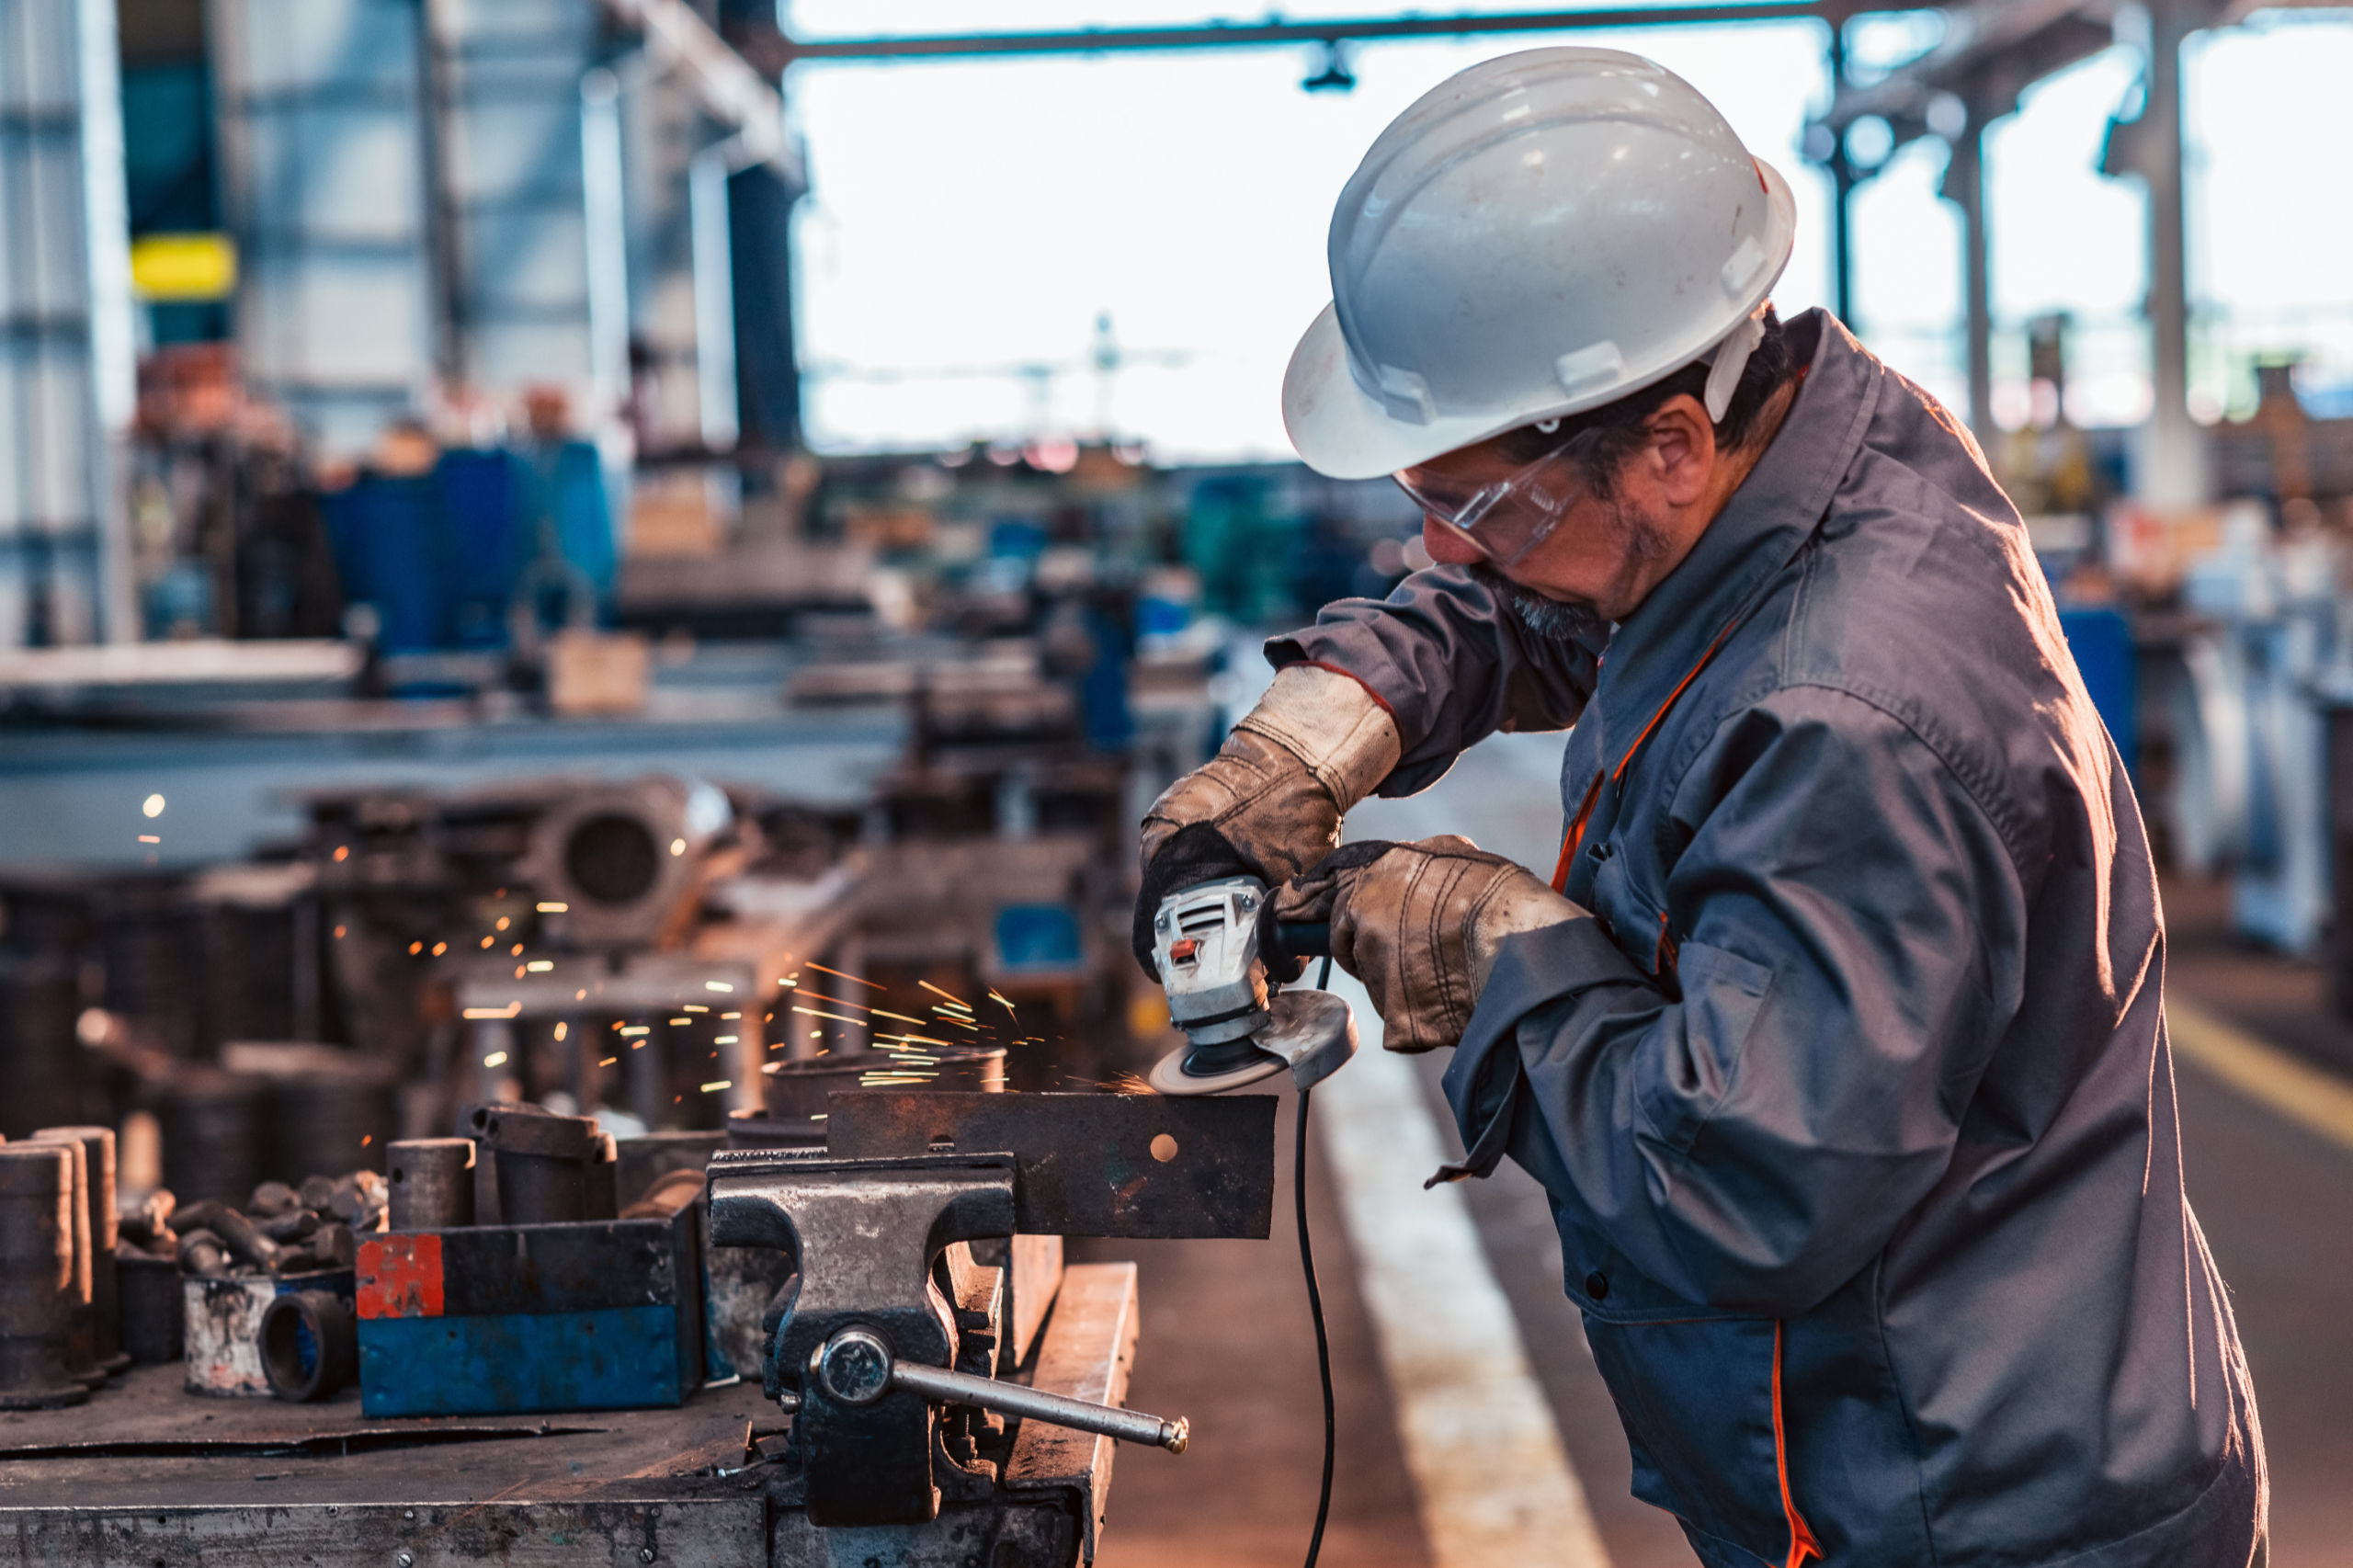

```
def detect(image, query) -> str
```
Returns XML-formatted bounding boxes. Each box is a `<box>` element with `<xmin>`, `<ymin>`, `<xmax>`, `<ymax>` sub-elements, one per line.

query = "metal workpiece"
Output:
<box><xmin>814</xmin><ymin>1325</ymin><xmax>1186</xmax><ymax>1453</ymax></box>
<box><xmin>0</xmin><ymin>1144</ymin><xmax>88</xmax><ymax>1410</ymax></box>
<box><xmin>819</xmin><ymin>1091</ymin><xmax>1279</xmax><ymax>1239</ymax></box>
<box><xmin>761</xmin><ymin>1045</ymin><xmax>1005</xmax><ymax>1123</ymax></box>
<box><xmin>386</xmin><ymin>1139</ymin><xmax>477</xmax><ymax>1230</ymax></box>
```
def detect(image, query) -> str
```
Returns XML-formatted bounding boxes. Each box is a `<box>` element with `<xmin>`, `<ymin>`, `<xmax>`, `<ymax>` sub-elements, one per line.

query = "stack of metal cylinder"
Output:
<box><xmin>384</xmin><ymin>1103</ymin><xmax>621</xmax><ymax>1231</ymax></box>
<box><xmin>0</xmin><ymin>1126</ymin><xmax>127</xmax><ymax>1409</ymax></box>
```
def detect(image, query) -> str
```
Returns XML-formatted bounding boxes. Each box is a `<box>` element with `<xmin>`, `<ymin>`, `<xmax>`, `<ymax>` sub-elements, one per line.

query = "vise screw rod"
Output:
<box><xmin>815</xmin><ymin>1327</ymin><xmax>1189</xmax><ymax>1453</ymax></box>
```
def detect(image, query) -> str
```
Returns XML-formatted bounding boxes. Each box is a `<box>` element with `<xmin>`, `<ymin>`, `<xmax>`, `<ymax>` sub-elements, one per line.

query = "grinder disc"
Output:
<box><xmin>1148</xmin><ymin>989</ymin><xmax>1357</xmax><ymax>1096</ymax></box>
<box><xmin>1146</xmin><ymin>1039</ymin><xmax>1287</xmax><ymax>1096</ymax></box>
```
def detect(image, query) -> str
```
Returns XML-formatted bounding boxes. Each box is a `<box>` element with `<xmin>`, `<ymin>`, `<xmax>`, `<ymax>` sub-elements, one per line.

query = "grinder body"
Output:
<box><xmin>1148</xmin><ymin>877</ymin><xmax>1355</xmax><ymax>1096</ymax></box>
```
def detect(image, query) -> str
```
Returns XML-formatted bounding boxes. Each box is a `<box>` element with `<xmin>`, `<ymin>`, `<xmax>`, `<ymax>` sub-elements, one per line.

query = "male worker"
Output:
<box><xmin>1137</xmin><ymin>49</ymin><xmax>2265</xmax><ymax>1568</ymax></box>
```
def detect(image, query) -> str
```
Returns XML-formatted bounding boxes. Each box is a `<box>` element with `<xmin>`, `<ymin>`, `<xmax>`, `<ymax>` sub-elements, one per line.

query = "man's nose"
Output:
<box><xmin>1423</xmin><ymin>517</ymin><xmax>1483</xmax><ymax>567</ymax></box>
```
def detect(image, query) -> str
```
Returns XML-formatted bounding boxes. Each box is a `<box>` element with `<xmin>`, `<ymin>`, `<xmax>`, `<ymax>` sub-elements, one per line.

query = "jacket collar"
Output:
<box><xmin>1586</xmin><ymin>310</ymin><xmax>1881</xmax><ymax>768</ymax></box>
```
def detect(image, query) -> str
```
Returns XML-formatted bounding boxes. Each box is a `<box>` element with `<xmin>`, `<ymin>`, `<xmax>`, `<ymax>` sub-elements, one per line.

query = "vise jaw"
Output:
<box><xmin>708</xmin><ymin>1150</ymin><xmax>1015</xmax><ymax>1528</ymax></box>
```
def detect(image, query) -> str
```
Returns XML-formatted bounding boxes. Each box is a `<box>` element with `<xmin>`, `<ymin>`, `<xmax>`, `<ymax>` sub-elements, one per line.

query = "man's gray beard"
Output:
<box><xmin>1467</xmin><ymin>562</ymin><xmax>1609</xmax><ymax>645</ymax></box>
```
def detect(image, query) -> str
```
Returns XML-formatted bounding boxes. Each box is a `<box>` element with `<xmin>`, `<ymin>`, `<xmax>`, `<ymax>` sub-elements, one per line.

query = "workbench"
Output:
<box><xmin>0</xmin><ymin>1262</ymin><xmax>1142</xmax><ymax>1567</ymax></box>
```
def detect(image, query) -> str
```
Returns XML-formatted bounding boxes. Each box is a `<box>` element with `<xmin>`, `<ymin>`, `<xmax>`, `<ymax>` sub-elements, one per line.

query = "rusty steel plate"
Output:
<box><xmin>820</xmin><ymin>1092</ymin><xmax>1277</xmax><ymax>1239</ymax></box>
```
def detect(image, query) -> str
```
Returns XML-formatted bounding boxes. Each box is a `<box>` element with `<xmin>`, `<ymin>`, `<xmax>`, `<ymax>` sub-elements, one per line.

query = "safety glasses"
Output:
<box><xmin>1391</xmin><ymin>424</ymin><xmax>1603</xmax><ymax>567</ymax></box>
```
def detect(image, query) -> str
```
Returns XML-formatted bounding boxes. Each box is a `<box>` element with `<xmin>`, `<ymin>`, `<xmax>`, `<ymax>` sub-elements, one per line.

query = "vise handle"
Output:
<box><xmin>807</xmin><ymin>1326</ymin><xmax>1188</xmax><ymax>1455</ymax></box>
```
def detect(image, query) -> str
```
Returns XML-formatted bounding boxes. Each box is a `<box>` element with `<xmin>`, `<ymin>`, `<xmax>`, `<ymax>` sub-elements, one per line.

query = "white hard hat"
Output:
<box><xmin>1282</xmin><ymin>48</ymin><xmax>1798</xmax><ymax>480</ymax></box>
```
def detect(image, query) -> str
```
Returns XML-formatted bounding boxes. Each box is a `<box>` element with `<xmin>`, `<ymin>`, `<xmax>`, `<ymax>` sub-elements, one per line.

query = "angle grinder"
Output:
<box><xmin>1146</xmin><ymin>876</ymin><xmax>1358</xmax><ymax>1096</ymax></box>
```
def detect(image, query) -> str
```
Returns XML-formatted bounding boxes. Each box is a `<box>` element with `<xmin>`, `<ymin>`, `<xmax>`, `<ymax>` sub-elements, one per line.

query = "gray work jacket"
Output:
<box><xmin>1269</xmin><ymin>312</ymin><xmax>2265</xmax><ymax>1568</ymax></box>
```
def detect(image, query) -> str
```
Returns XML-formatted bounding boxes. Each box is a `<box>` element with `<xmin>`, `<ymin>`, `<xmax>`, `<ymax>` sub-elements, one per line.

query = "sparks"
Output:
<box><xmin>918</xmin><ymin>980</ymin><xmax>970</xmax><ymax>1008</ymax></box>
<box><xmin>807</xmin><ymin>963</ymin><xmax>884</xmax><ymax>991</ymax></box>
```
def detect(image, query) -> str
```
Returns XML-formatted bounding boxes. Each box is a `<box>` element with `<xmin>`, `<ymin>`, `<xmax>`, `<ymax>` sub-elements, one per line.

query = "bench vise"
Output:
<box><xmin>709</xmin><ymin>1091</ymin><xmax>1276</xmax><ymax>1532</ymax></box>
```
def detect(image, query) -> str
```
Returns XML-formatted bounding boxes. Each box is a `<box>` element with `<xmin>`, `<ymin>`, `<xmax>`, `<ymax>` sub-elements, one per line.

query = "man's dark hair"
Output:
<box><xmin>1492</xmin><ymin>307</ymin><xmax>1798</xmax><ymax>495</ymax></box>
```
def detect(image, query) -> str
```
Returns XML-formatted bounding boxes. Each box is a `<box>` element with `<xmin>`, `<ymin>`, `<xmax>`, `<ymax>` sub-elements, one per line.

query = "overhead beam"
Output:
<box><xmin>601</xmin><ymin>0</ymin><xmax>801</xmax><ymax>182</ymax></box>
<box><xmin>737</xmin><ymin>5</ymin><xmax>1857</xmax><ymax>68</ymax></box>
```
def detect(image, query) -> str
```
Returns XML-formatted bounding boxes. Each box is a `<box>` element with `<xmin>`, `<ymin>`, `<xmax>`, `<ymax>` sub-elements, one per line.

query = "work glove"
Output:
<box><xmin>1273</xmin><ymin>836</ymin><xmax>1588</xmax><ymax>1053</ymax></box>
<box><xmin>1134</xmin><ymin>665</ymin><xmax>1401</xmax><ymax>975</ymax></box>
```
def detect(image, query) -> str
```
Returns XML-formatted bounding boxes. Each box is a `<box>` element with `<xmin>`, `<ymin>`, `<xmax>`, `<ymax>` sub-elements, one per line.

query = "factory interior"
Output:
<box><xmin>3</xmin><ymin>1</ymin><xmax>2352</xmax><ymax>1564</ymax></box>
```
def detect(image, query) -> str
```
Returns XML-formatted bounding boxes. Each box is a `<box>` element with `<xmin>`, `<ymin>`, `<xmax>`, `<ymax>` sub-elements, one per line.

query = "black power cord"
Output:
<box><xmin>1297</xmin><ymin>955</ymin><xmax>1338</xmax><ymax>1568</ymax></box>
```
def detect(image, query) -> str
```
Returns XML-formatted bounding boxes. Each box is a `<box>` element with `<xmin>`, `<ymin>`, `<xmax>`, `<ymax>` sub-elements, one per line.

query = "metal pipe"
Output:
<box><xmin>386</xmin><ymin>1139</ymin><xmax>477</xmax><ymax>1230</ymax></box>
<box><xmin>30</xmin><ymin>1127</ymin><xmax>124</xmax><ymax>1375</ymax></box>
<box><xmin>0</xmin><ymin>1144</ymin><xmax>87</xmax><ymax>1410</ymax></box>
<box><xmin>763</xmin><ymin>4</ymin><xmax>1827</xmax><ymax>63</ymax></box>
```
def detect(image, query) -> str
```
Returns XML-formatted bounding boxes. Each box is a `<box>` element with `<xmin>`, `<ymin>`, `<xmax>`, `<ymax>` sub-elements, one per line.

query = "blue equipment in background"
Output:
<box><xmin>2056</xmin><ymin>606</ymin><xmax>2137</xmax><ymax>775</ymax></box>
<box><xmin>325</xmin><ymin>442</ymin><xmax>617</xmax><ymax>653</ymax></box>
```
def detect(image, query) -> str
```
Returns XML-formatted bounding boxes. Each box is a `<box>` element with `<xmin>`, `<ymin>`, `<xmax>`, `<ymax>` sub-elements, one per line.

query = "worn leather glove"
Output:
<box><xmin>1133</xmin><ymin>665</ymin><xmax>1401</xmax><ymax>974</ymax></box>
<box><xmin>1274</xmin><ymin>836</ymin><xmax>1588</xmax><ymax>1053</ymax></box>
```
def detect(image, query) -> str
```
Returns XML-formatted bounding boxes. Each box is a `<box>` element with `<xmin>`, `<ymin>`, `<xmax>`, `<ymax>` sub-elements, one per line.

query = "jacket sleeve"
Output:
<box><xmin>1441</xmin><ymin>684</ymin><xmax>2029</xmax><ymax>1315</ymax></box>
<box><xmin>1264</xmin><ymin>566</ymin><xmax>1600</xmax><ymax>796</ymax></box>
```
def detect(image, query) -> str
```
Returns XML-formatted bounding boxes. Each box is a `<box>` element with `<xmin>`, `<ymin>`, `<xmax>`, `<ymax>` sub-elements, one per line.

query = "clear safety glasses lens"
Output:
<box><xmin>1392</xmin><ymin>429</ymin><xmax>1599</xmax><ymax>567</ymax></box>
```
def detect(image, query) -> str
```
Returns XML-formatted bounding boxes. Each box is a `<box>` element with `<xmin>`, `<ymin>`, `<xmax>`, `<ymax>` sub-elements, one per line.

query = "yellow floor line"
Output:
<box><xmin>2167</xmin><ymin>997</ymin><xmax>2353</xmax><ymax>1153</ymax></box>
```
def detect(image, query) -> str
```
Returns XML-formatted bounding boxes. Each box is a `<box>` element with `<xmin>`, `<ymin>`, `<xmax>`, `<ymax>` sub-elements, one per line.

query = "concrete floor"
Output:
<box><xmin>1090</xmin><ymin>730</ymin><xmax>2353</xmax><ymax>1568</ymax></box>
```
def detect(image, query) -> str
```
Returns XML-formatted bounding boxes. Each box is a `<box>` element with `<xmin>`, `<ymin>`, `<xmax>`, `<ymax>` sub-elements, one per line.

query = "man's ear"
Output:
<box><xmin>1644</xmin><ymin>394</ymin><xmax>1719</xmax><ymax>506</ymax></box>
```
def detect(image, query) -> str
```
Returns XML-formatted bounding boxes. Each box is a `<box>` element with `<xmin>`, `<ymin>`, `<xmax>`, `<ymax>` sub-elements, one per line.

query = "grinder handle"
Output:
<box><xmin>1266</xmin><ymin>919</ymin><xmax>1331</xmax><ymax>969</ymax></box>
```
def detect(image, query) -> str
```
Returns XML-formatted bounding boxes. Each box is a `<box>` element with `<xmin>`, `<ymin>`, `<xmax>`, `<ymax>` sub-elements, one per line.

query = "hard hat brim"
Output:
<box><xmin>1283</xmin><ymin>156</ymin><xmax>1800</xmax><ymax>482</ymax></box>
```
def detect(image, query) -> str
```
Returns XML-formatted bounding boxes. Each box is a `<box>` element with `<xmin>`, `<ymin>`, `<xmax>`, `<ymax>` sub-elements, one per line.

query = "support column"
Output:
<box><xmin>1943</xmin><ymin>118</ymin><xmax>1995</xmax><ymax>440</ymax></box>
<box><xmin>1824</xmin><ymin>22</ymin><xmax>1857</xmax><ymax>328</ymax></box>
<box><xmin>0</xmin><ymin>0</ymin><xmax>137</xmax><ymax>646</ymax></box>
<box><xmin>210</xmin><ymin>0</ymin><xmax>438</xmax><ymax>458</ymax></box>
<box><xmin>2140</xmin><ymin>0</ymin><xmax>2204</xmax><ymax>506</ymax></box>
